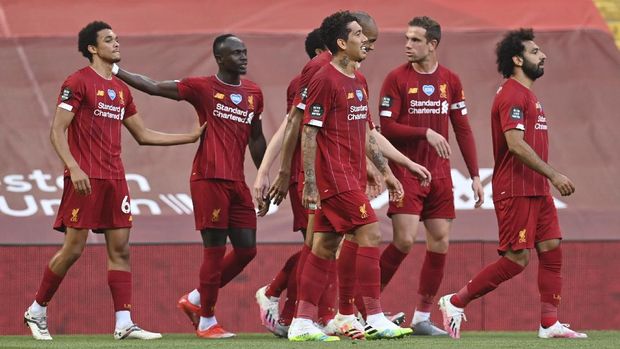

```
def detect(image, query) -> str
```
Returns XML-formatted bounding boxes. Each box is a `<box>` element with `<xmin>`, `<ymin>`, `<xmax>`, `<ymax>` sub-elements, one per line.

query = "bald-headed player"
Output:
<box><xmin>115</xmin><ymin>34</ymin><xmax>267</xmax><ymax>338</ymax></box>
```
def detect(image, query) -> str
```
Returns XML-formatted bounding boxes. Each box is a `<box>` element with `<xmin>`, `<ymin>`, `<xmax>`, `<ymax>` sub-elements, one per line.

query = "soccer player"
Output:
<box><xmin>287</xmin><ymin>11</ymin><xmax>414</xmax><ymax>341</ymax></box>
<box><xmin>114</xmin><ymin>34</ymin><xmax>267</xmax><ymax>338</ymax></box>
<box><xmin>376</xmin><ymin>16</ymin><xmax>483</xmax><ymax>335</ymax></box>
<box><xmin>23</xmin><ymin>21</ymin><xmax>204</xmax><ymax>341</ymax></box>
<box><xmin>259</xmin><ymin>12</ymin><xmax>430</xmax><ymax>339</ymax></box>
<box><xmin>438</xmin><ymin>28</ymin><xmax>587</xmax><ymax>339</ymax></box>
<box><xmin>253</xmin><ymin>28</ymin><xmax>330</xmax><ymax>338</ymax></box>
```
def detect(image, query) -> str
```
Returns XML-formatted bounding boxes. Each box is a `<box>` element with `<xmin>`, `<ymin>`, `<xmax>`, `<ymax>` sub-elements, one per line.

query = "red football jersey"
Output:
<box><xmin>303</xmin><ymin>64</ymin><xmax>372</xmax><ymax>199</ymax></box>
<box><xmin>292</xmin><ymin>51</ymin><xmax>332</xmax><ymax>110</ymax></box>
<box><xmin>379</xmin><ymin>63</ymin><xmax>479</xmax><ymax>179</ymax></box>
<box><xmin>491</xmin><ymin>78</ymin><xmax>550</xmax><ymax>200</ymax></box>
<box><xmin>178</xmin><ymin>76</ymin><xmax>263</xmax><ymax>182</ymax></box>
<box><xmin>57</xmin><ymin>67</ymin><xmax>137</xmax><ymax>179</ymax></box>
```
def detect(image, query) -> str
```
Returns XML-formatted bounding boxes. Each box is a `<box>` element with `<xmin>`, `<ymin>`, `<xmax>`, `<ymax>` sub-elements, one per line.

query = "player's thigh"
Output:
<box><xmin>423</xmin><ymin>218</ymin><xmax>452</xmax><ymax>241</ymax></box>
<box><xmin>311</xmin><ymin>231</ymin><xmax>342</xmax><ymax>259</ymax></box>
<box><xmin>61</xmin><ymin>227</ymin><xmax>90</xmax><ymax>254</ymax></box>
<box><xmin>228</xmin><ymin>181</ymin><xmax>257</xmax><ymax>230</ymax></box>
<box><xmin>494</xmin><ymin>197</ymin><xmax>538</xmax><ymax>254</ymax></box>
<box><xmin>420</xmin><ymin>178</ymin><xmax>456</xmax><ymax>221</ymax></box>
<box><xmin>353</xmin><ymin>222</ymin><xmax>381</xmax><ymax>247</ymax></box>
<box><xmin>103</xmin><ymin>228</ymin><xmax>131</xmax><ymax>256</ymax></box>
<box><xmin>534</xmin><ymin>195</ymin><xmax>562</xmax><ymax>250</ymax></box>
<box><xmin>391</xmin><ymin>213</ymin><xmax>421</xmax><ymax>242</ymax></box>
<box><xmin>190</xmin><ymin>179</ymin><xmax>232</xmax><ymax>230</ymax></box>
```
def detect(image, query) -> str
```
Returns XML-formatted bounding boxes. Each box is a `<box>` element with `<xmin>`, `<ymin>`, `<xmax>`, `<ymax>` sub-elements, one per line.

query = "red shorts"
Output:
<box><xmin>190</xmin><ymin>179</ymin><xmax>256</xmax><ymax>230</ymax></box>
<box><xmin>314</xmin><ymin>190</ymin><xmax>378</xmax><ymax>234</ymax></box>
<box><xmin>289</xmin><ymin>182</ymin><xmax>308</xmax><ymax>232</ymax></box>
<box><xmin>387</xmin><ymin>177</ymin><xmax>455</xmax><ymax>220</ymax></box>
<box><xmin>495</xmin><ymin>195</ymin><xmax>562</xmax><ymax>253</ymax></box>
<box><xmin>54</xmin><ymin>177</ymin><xmax>132</xmax><ymax>233</ymax></box>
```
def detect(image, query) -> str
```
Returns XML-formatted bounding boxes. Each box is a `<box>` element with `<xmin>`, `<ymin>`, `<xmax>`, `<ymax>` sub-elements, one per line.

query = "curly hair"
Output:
<box><xmin>304</xmin><ymin>28</ymin><xmax>324</xmax><ymax>59</ymax></box>
<box><xmin>319</xmin><ymin>11</ymin><xmax>358</xmax><ymax>54</ymax></box>
<box><xmin>496</xmin><ymin>28</ymin><xmax>535</xmax><ymax>78</ymax></box>
<box><xmin>78</xmin><ymin>21</ymin><xmax>112</xmax><ymax>62</ymax></box>
<box><xmin>408</xmin><ymin>16</ymin><xmax>441</xmax><ymax>46</ymax></box>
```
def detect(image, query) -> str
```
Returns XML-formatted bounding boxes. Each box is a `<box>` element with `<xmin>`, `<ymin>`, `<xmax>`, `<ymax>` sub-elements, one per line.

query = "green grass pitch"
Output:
<box><xmin>1</xmin><ymin>332</ymin><xmax>618</xmax><ymax>349</ymax></box>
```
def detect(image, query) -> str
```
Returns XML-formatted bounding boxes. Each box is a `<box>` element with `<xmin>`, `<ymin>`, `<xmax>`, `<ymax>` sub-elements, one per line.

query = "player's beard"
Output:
<box><xmin>522</xmin><ymin>59</ymin><xmax>544</xmax><ymax>80</ymax></box>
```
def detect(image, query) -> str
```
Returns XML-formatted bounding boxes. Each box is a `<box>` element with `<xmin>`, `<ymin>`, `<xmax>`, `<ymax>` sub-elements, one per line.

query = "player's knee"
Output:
<box><xmin>235</xmin><ymin>246</ymin><xmax>257</xmax><ymax>264</ymax></box>
<box><xmin>428</xmin><ymin>237</ymin><xmax>449</xmax><ymax>254</ymax></box>
<box><xmin>505</xmin><ymin>248</ymin><xmax>530</xmax><ymax>267</ymax></box>
<box><xmin>394</xmin><ymin>234</ymin><xmax>415</xmax><ymax>252</ymax></box>
<box><xmin>109</xmin><ymin>245</ymin><xmax>130</xmax><ymax>264</ymax></box>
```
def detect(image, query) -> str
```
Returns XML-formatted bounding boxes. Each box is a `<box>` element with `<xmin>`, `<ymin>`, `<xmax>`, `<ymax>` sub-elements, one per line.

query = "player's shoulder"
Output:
<box><xmin>387</xmin><ymin>62</ymin><xmax>410</xmax><ymax>78</ymax></box>
<box><xmin>302</xmin><ymin>51</ymin><xmax>331</xmax><ymax>74</ymax></box>
<box><xmin>241</xmin><ymin>78</ymin><xmax>262</xmax><ymax>94</ymax></box>
<box><xmin>496</xmin><ymin>79</ymin><xmax>528</xmax><ymax>102</ymax></box>
<box><xmin>62</xmin><ymin>67</ymin><xmax>91</xmax><ymax>86</ymax></box>
<box><xmin>437</xmin><ymin>64</ymin><xmax>461</xmax><ymax>81</ymax></box>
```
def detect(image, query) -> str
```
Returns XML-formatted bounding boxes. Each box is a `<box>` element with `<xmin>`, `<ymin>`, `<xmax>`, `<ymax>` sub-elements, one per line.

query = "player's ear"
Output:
<box><xmin>87</xmin><ymin>44</ymin><xmax>98</xmax><ymax>56</ymax></box>
<box><xmin>512</xmin><ymin>55</ymin><xmax>523</xmax><ymax>67</ymax></box>
<box><xmin>337</xmin><ymin>38</ymin><xmax>347</xmax><ymax>51</ymax></box>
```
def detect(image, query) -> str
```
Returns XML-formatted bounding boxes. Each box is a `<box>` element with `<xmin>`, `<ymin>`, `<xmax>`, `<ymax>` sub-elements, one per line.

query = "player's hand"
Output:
<box><xmin>406</xmin><ymin>161</ymin><xmax>432</xmax><ymax>187</ymax></box>
<box><xmin>302</xmin><ymin>180</ymin><xmax>321</xmax><ymax>210</ymax></box>
<box><xmin>366</xmin><ymin>162</ymin><xmax>384</xmax><ymax>198</ymax></box>
<box><xmin>550</xmin><ymin>173</ymin><xmax>575</xmax><ymax>196</ymax></box>
<box><xmin>426</xmin><ymin>129</ymin><xmax>451</xmax><ymax>159</ymax></box>
<box><xmin>384</xmin><ymin>174</ymin><xmax>404</xmax><ymax>202</ymax></box>
<box><xmin>268</xmin><ymin>171</ymin><xmax>290</xmax><ymax>205</ymax></box>
<box><xmin>253</xmin><ymin>171</ymin><xmax>270</xmax><ymax>207</ymax></box>
<box><xmin>70</xmin><ymin>166</ymin><xmax>91</xmax><ymax>195</ymax></box>
<box><xmin>471</xmin><ymin>176</ymin><xmax>484</xmax><ymax>208</ymax></box>
<box><xmin>256</xmin><ymin>194</ymin><xmax>271</xmax><ymax>217</ymax></box>
<box><xmin>190</xmin><ymin>122</ymin><xmax>207</xmax><ymax>142</ymax></box>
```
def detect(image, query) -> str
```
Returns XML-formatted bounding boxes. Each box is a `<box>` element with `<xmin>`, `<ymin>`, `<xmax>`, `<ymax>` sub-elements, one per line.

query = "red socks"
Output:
<box><xmin>317</xmin><ymin>260</ymin><xmax>337</xmax><ymax>324</ymax></box>
<box><xmin>295</xmin><ymin>244</ymin><xmax>311</xmax><ymax>288</ymax></box>
<box><xmin>199</xmin><ymin>246</ymin><xmax>226</xmax><ymax>317</ymax></box>
<box><xmin>35</xmin><ymin>266</ymin><xmax>64</xmax><ymax>306</ymax></box>
<box><xmin>108</xmin><ymin>270</ymin><xmax>132</xmax><ymax>311</ymax></box>
<box><xmin>379</xmin><ymin>243</ymin><xmax>408</xmax><ymax>289</ymax></box>
<box><xmin>220</xmin><ymin>246</ymin><xmax>256</xmax><ymax>287</ymax></box>
<box><xmin>296</xmin><ymin>252</ymin><xmax>333</xmax><ymax>320</ymax></box>
<box><xmin>451</xmin><ymin>257</ymin><xmax>525</xmax><ymax>308</ymax></box>
<box><xmin>266</xmin><ymin>251</ymin><xmax>300</xmax><ymax>298</ymax></box>
<box><xmin>357</xmin><ymin>247</ymin><xmax>382</xmax><ymax>316</ymax></box>
<box><xmin>417</xmin><ymin>251</ymin><xmax>446</xmax><ymax>312</ymax></box>
<box><xmin>338</xmin><ymin>240</ymin><xmax>358</xmax><ymax>315</ymax></box>
<box><xmin>538</xmin><ymin>247</ymin><xmax>562</xmax><ymax>328</ymax></box>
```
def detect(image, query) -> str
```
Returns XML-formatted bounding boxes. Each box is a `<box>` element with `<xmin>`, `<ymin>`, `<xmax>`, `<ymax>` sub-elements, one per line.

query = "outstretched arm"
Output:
<box><xmin>115</xmin><ymin>65</ymin><xmax>181</xmax><ymax>100</ymax></box>
<box><xmin>268</xmin><ymin>106</ymin><xmax>304</xmax><ymax>204</ymax></box>
<box><xmin>505</xmin><ymin>129</ymin><xmax>574</xmax><ymax>196</ymax></box>
<box><xmin>123</xmin><ymin>113</ymin><xmax>205</xmax><ymax>145</ymax></box>
<box><xmin>301</xmin><ymin>125</ymin><xmax>321</xmax><ymax>209</ymax></box>
<box><xmin>372</xmin><ymin>129</ymin><xmax>431</xmax><ymax>184</ymax></box>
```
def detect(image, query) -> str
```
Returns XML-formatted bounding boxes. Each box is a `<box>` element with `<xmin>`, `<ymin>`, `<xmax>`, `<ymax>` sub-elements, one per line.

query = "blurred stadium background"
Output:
<box><xmin>1</xmin><ymin>0</ymin><xmax>619</xmax><ymax>335</ymax></box>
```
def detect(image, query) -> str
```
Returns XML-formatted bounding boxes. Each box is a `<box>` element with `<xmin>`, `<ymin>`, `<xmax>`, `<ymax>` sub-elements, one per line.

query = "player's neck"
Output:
<box><xmin>412</xmin><ymin>59</ymin><xmax>438</xmax><ymax>74</ymax></box>
<box><xmin>89</xmin><ymin>60</ymin><xmax>114</xmax><ymax>80</ymax></box>
<box><xmin>331</xmin><ymin>54</ymin><xmax>356</xmax><ymax>77</ymax></box>
<box><xmin>216</xmin><ymin>71</ymin><xmax>241</xmax><ymax>86</ymax></box>
<box><xmin>511</xmin><ymin>71</ymin><xmax>534</xmax><ymax>89</ymax></box>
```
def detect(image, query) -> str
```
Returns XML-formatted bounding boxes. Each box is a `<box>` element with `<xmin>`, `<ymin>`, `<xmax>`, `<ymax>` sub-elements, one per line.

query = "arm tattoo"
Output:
<box><xmin>302</xmin><ymin>125</ymin><xmax>320</xmax><ymax>182</ymax></box>
<box><xmin>367</xmin><ymin>133</ymin><xmax>389</xmax><ymax>174</ymax></box>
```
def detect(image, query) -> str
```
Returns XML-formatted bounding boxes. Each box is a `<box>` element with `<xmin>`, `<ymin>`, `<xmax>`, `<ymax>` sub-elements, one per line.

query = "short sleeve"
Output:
<box><xmin>499</xmin><ymin>93</ymin><xmax>527</xmax><ymax>132</ymax></box>
<box><xmin>57</xmin><ymin>75</ymin><xmax>84</xmax><ymax>113</ymax></box>
<box><xmin>303</xmin><ymin>75</ymin><xmax>334</xmax><ymax>128</ymax></box>
<box><xmin>122</xmin><ymin>87</ymin><xmax>138</xmax><ymax>119</ymax></box>
<box><xmin>177</xmin><ymin>77</ymin><xmax>202</xmax><ymax>105</ymax></box>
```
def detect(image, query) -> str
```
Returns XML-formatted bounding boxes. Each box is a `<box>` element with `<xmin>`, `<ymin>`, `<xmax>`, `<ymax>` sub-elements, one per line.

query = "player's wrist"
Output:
<box><xmin>111</xmin><ymin>63</ymin><xmax>120</xmax><ymax>75</ymax></box>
